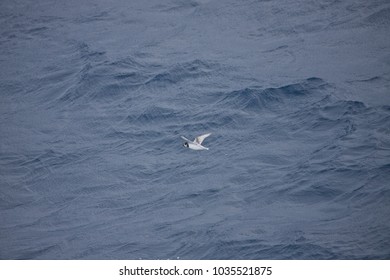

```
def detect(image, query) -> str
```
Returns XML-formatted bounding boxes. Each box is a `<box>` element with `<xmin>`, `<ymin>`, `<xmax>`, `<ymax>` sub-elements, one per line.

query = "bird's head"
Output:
<box><xmin>183</xmin><ymin>142</ymin><xmax>189</xmax><ymax>148</ymax></box>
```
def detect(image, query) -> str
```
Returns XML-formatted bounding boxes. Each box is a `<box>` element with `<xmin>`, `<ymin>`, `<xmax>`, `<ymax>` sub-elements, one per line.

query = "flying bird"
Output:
<box><xmin>181</xmin><ymin>133</ymin><xmax>211</xmax><ymax>150</ymax></box>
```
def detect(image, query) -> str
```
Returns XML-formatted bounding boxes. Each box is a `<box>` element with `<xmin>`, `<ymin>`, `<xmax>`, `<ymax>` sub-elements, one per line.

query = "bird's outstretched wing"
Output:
<box><xmin>194</xmin><ymin>133</ymin><xmax>211</xmax><ymax>145</ymax></box>
<box><xmin>181</xmin><ymin>136</ymin><xmax>192</xmax><ymax>143</ymax></box>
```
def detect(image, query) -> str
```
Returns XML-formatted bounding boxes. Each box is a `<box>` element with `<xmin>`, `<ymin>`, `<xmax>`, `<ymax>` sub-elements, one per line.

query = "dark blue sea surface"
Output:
<box><xmin>1</xmin><ymin>0</ymin><xmax>390</xmax><ymax>259</ymax></box>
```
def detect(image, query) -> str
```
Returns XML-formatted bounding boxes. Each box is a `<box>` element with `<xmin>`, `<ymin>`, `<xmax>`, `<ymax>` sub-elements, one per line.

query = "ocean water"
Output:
<box><xmin>1</xmin><ymin>0</ymin><xmax>390</xmax><ymax>260</ymax></box>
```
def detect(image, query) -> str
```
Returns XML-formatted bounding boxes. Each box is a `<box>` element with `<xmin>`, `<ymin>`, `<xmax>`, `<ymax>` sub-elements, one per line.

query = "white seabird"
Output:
<box><xmin>181</xmin><ymin>133</ymin><xmax>211</xmax><ymax>150</ymax></box>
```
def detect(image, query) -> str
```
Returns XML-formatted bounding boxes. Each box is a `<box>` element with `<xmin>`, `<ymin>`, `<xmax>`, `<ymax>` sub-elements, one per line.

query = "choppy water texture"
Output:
<box><xmin>1</xmin><ymin>0</ymin><xmax>390</xmax><ymax>259</ymax></box>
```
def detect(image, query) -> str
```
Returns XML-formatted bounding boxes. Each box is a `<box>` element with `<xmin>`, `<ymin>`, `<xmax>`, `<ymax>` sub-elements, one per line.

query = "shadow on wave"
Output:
<box><xmin>215</xmin><ymin>77</ymin><xmax>329</xmax><ymax>112</ymax></box>
<box><xmin>145</xmin><ymin>59</ymin><xmax>216</xmax><ymax>87</ymax></box>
